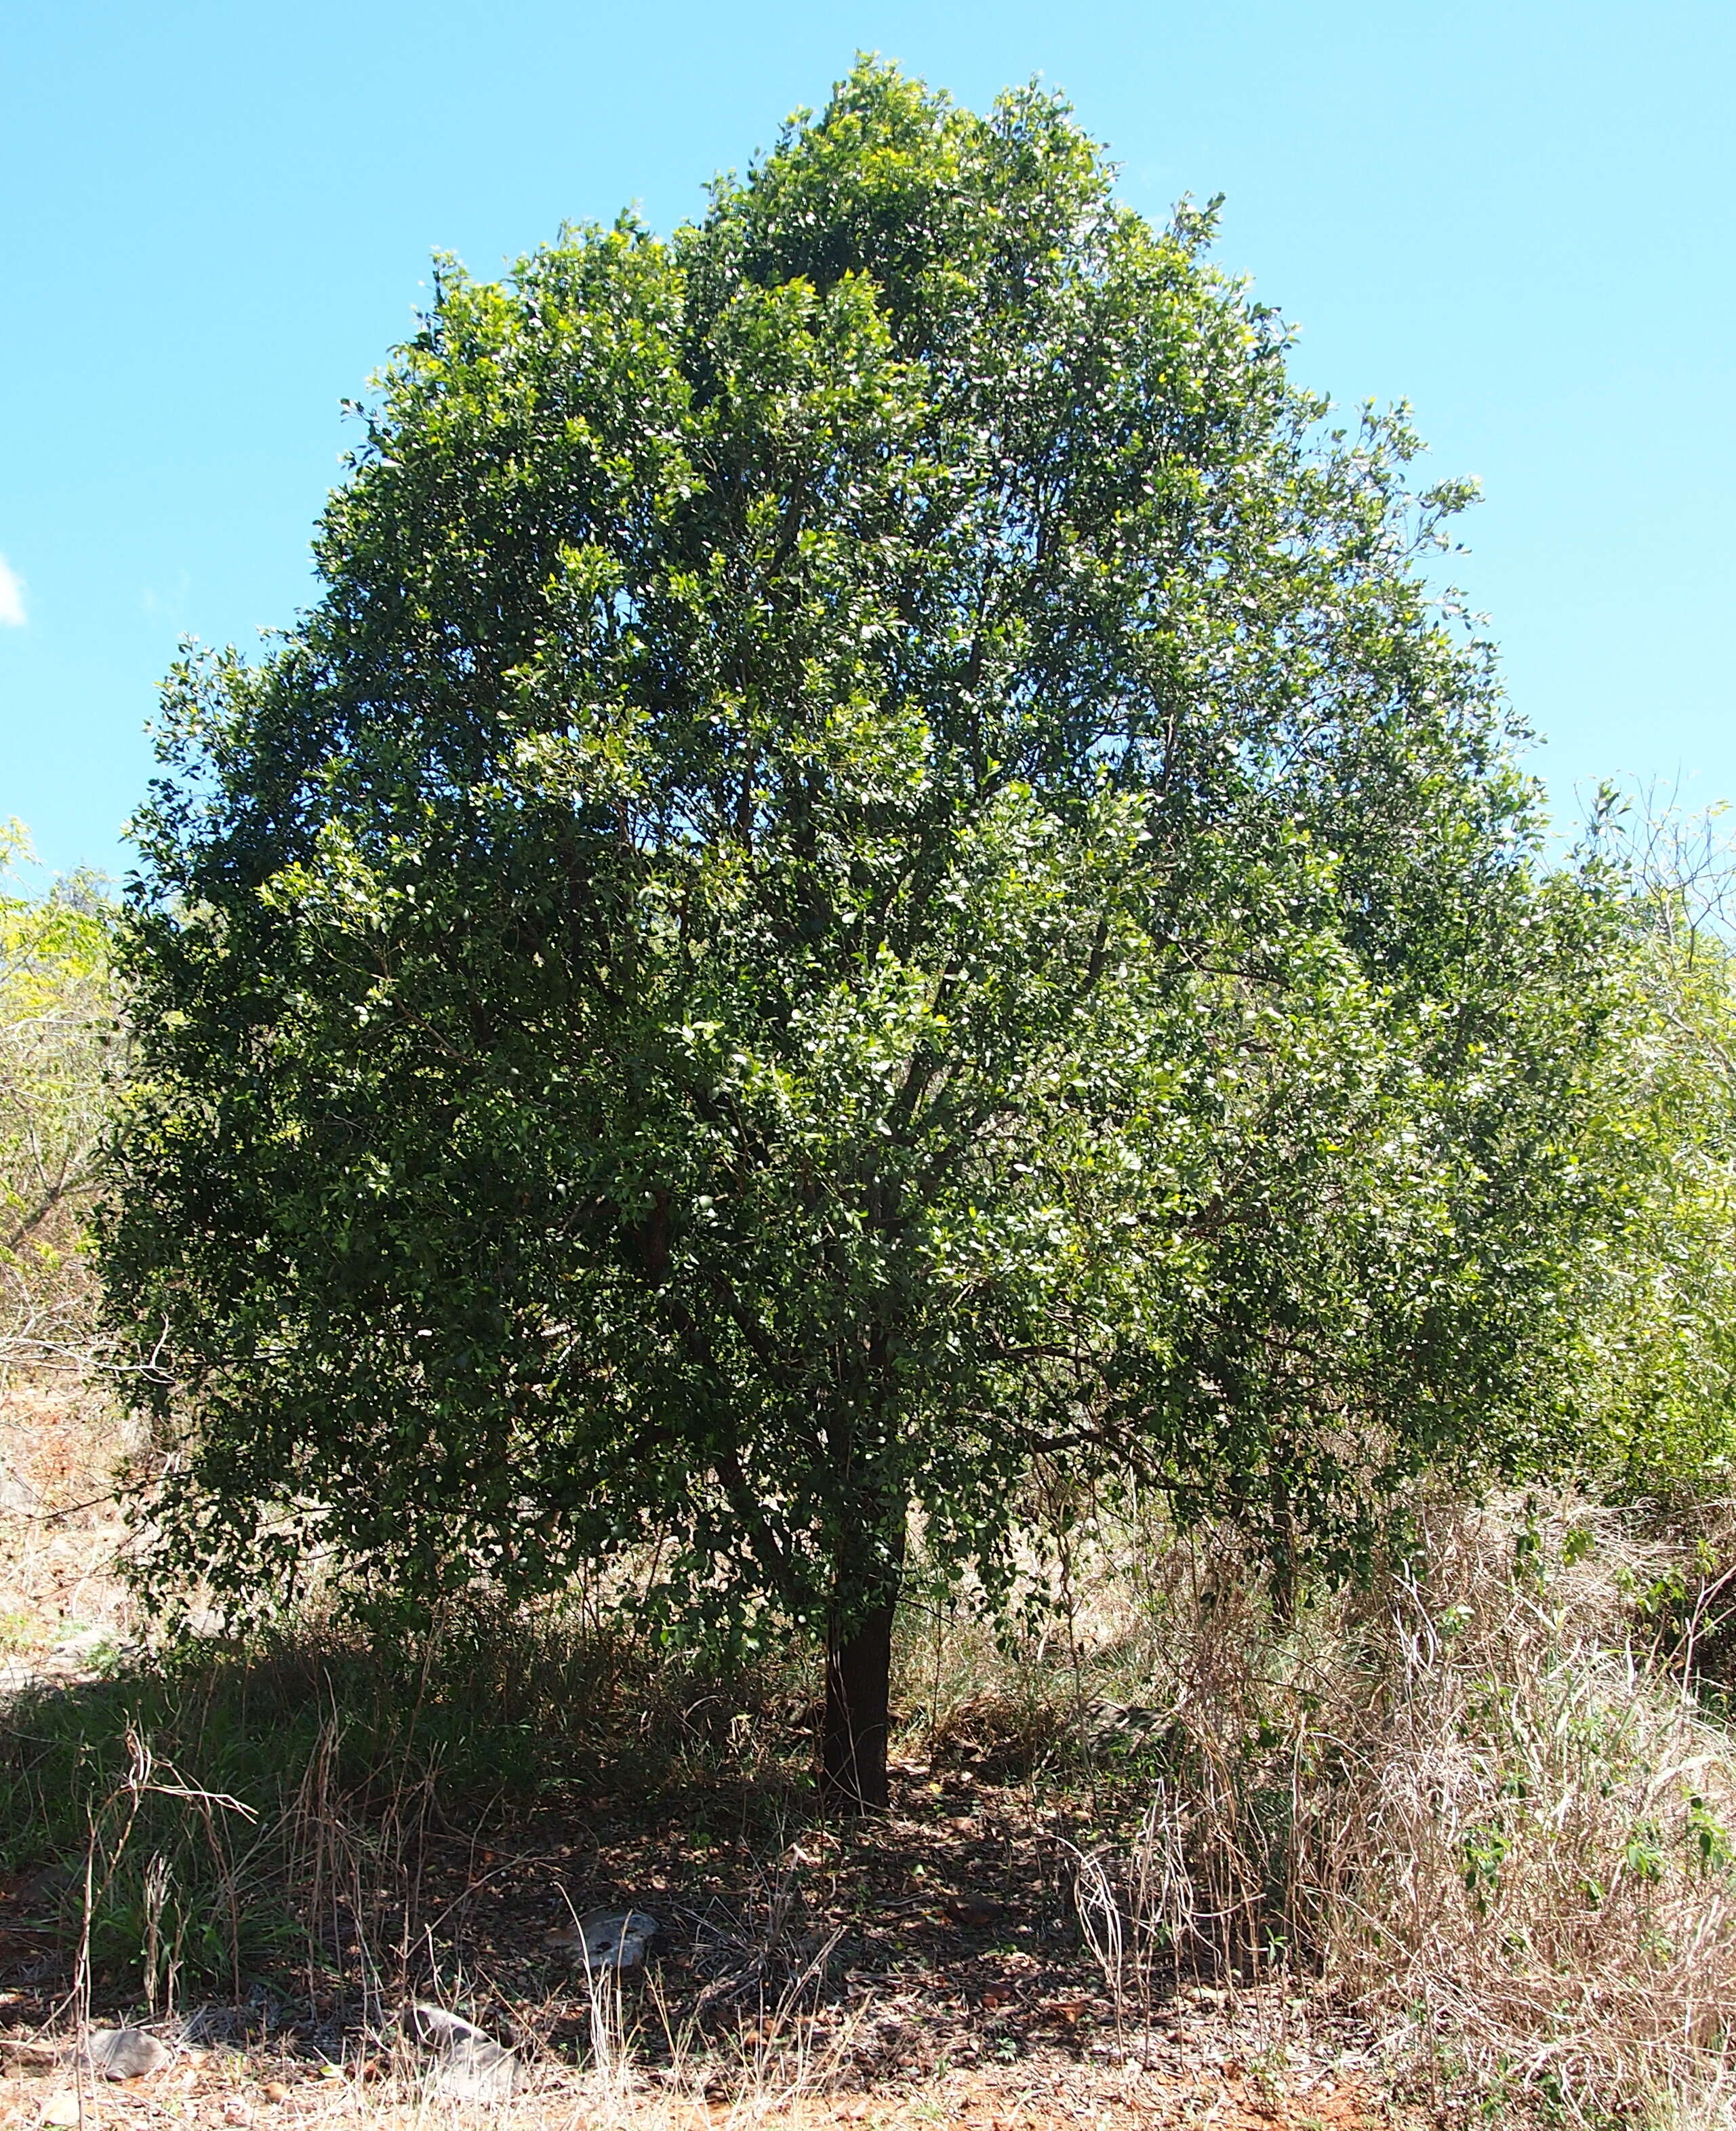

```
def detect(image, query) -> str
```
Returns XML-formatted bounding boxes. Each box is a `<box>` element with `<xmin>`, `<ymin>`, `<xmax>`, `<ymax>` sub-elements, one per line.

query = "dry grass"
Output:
<box><xmin>9</xmin><ymin>1387</ymin><xmax>1736</xmax><ymax>2130</ymax></box>
<box><xmin>0</xmin><ymin>1374</ymin><xmax>135</xmax><ymax>1691</ymax></box>
<box><xmin>1309</xmin><ymin>1504</ymin><xmax>1736</xmax><ymax>2120</ymax></box>
<box><xmin>0</xmin><ymin>1943</ymin><xmax>1388</xmax><ymax>2131</ymax></box>
<box><xmin>951</xmin><ymin>1496</ymin><xmax>1736</xmax><ymax>2129</ymax></box>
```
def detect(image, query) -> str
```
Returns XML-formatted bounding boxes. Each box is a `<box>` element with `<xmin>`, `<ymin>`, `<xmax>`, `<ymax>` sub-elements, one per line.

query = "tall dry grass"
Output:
<box><xmin>909</xmin><ymin>1494</ymin><xmax>1736</xmax><ymax>2126</ymax></box>
<box><xmin>1302</xmin><ymin>1503</ymin><xmax>1736</xmax><ymax>2121</ymax></box>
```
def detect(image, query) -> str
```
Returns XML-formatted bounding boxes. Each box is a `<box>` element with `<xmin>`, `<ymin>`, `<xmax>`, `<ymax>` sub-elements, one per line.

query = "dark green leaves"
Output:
<box><xmin>106</xmin><ymin>60</ymin><xmax>1615</xmax><ymax>1638</ymax></box>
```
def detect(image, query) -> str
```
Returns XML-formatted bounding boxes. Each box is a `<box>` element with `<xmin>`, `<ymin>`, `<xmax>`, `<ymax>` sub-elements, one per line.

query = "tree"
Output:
<box><xmin>106</xmin><ymin>63</ymin><xmax>1616</xmax><ymax>1808</ymax></box>
<box><xmin>1</xmin><ymin>824</ymin><xmax>114</xmax><ymax>1375</ymax></box>
<box><xmin>1566</xmin><ymin>798</ymin><xmax>1736</xmax><ymax>1499</ymax></box>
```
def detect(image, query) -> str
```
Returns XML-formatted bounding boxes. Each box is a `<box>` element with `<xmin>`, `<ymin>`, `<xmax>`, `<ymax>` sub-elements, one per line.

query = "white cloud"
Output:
<box><xmin>0</xmin><ymin>555</ymin><xmax>24</xmax><ymax>628</ymax></box>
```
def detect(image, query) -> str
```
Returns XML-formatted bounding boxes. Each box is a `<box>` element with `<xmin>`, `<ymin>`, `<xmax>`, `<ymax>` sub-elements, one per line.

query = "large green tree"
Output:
<box><xmin>108</xmin><ymin>64</ymin><xmax>1615</xmax><ymax>1806</ymax></box>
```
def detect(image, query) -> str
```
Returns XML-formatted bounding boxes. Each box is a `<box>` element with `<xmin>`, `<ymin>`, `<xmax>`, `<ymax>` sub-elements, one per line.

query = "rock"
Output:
<box><xmin>404</xmin><ymin>2004</ymin><xmax>514</xmax><ymax>2102</ymax></box>
<box><xmin>0</xmin><ymin>2039</ymin><xmax>60</xmax><ymax>2067</ymax></box>
<box><xmin>405</xmin><ymin>2004</ymin><xmax>485</xmax><ymax>2050</ymax></box>
<box><xmin>940</xmin><ymin>1893</ymin><xmax>1006</xmax><ymax>1929</ymax></box>
<box><xmin>39</xmin><ymin>2094</ymin><xmax>81</xmax><ymax>2126</ymax></box>
<box><xmin>83</xmin><ymin>2029</ymin><xmax>171</xmax><ymax>2079</ymax></box>
<box><xmin>550</xmin><ymin>1907</ymin><xmax>659</xmax><ymax>1970</ymax></box>
<box><xmin>52</xmin><ymin>1628</ymin><xmax>112</xmax><ymax>1660</ymax></box>
<box><xmin>430</xmin><ymin>2037</ymin><xmax>514</xmax><ymax>2103</ymax></box>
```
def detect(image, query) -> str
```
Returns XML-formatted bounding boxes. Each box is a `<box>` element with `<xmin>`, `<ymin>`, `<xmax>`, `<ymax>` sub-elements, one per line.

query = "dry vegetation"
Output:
<box><xmin>0</xmin><ymin>1376</ymin><xmax>134</xmax><ymax>1690</ymax></box>
<box><xmin>1007</xmin><ymin>1496</ymin><xmax>1736</xmax><ymax>2124</ymax></box>
<box><xmin>5</xmin><ymin>1387</ymin><xmax>1736</xmax><ymax>2131</ymax></box>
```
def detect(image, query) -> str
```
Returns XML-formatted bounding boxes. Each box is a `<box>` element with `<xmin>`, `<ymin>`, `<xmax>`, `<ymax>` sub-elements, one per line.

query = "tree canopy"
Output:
<box><xmin>107</xmin><ymin>62</ymin><xmax>1618</xmax><ymax>1805</ymax></box>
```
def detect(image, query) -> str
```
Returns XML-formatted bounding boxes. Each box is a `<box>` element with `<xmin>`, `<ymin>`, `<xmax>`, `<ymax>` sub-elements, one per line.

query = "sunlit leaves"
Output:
<box><xmin>1</xmin><ymin>822</ymin><xmax>115</xmax><ymax>1369</ymax></box>
<box><xmin>106</xmin><ymin>61</ymin><xmax>1615</xmax><ymax>1639</ymax></box>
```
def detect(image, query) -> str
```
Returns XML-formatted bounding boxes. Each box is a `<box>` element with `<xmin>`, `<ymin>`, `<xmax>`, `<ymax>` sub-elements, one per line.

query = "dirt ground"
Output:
<box><xmin>0</xmin><ymin>1382</ymin><xmax>1400</xmax><ymax>2131</ymax></box>
<box><xmin>0</xmin><ymin>1768</ymin><xmax>1396</xmax><ymax>2131</ymax></box>
<box><xmin>0</xmin><ymin>1379</ymin><xmax>132</xmax><ymax>1696</ymax></box>
<box><xmin>0</xmin><ymin>2058</ymin><xmax>1388</xmax><ymax>2131</ymax></box>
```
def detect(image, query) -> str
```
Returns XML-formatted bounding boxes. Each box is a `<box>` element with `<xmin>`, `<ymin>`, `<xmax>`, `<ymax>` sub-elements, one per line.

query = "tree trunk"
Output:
<box><xmin>820</xmin><ymin>1496</ymin><xmax>906</xmax><ymax>1813</ymax></box>
<box><xmin>821</xmin><ymin>1586</ymin><xmax>897</xmax><ymax>1812</ymax></box>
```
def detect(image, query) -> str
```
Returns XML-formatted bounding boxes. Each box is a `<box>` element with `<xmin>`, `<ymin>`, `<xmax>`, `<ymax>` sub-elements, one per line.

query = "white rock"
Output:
<box><xmin>430</xmin><ymin>2037</ymin><xmax>514</xmax><ymax>2103</ymax></box>
<box><xmin>404</xmin><ymin>2004</ymin><xmax>514</xmax><ymax>2100</ymax></box>
<box><xmin>405</xmin><ymin>2004</ymin><xmax>485</xmax><ymax>2049</ymax></box>
<box><xmin>83</xmin><ymin>2029</ymin><xmax>171</xmax><ymax>2079</ymax></box>
<box><xmin>52</xmin><ymin>1629</ymin><xmax>112</xmax><ymax>1658</ymax></box>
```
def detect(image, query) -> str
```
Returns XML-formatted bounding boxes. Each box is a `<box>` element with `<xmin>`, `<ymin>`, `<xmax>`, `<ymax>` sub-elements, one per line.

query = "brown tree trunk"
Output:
<box><xmin>821</xmin><ymin>1587</ymin><xmax>897</xmax><ymax>1812</ymax></box>
<box><xmin>820</xmin><ymin>1498</ymin><xmax>906</xmax><ymax>1814</ymax></box>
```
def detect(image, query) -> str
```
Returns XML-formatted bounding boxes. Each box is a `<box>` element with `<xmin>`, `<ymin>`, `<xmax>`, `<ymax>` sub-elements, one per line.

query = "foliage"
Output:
<box><xmin>106</xmin><ymin>64</ymin><xmax>1618</xmax><ymax>1774</ymax></box>
<box><xmin>0</xmin><ymin>821</ymin><xmax>115</xmax><ymax>1372</ymax></box>
<box><xmin>1566</xmin><ymin>798</ymin><xmax>1736</xmax><ymax>1498</ymax></box>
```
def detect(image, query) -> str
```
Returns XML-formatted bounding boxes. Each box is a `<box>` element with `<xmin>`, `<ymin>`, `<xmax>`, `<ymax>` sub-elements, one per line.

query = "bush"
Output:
<box><xmin>0</xmin><ymin>822</ymin><xmax>114</xmax><ymax>1375</ymax></box>
<box><xmin>1000</xmin><ymin>1494</ymin><xmax>1736</xmax><ymax>2126</ymax></box>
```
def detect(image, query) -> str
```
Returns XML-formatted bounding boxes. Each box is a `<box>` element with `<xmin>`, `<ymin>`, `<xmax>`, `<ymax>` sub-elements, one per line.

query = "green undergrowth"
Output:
<box><xmin>0</xmin><ymin>1576</ymin><xmax>1170</xmax><ymax>2005</ymax></box>
<box><xmin>0</xmin><ymin>1601</ymin><xmax>818</xmax><ymax>1998</ymax></box>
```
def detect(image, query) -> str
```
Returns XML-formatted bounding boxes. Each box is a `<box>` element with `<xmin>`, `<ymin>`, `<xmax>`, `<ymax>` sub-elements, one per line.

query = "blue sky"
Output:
<box><xmin>3</xmin><ymin>0</ymin><xmax>1731</xmax><ymax>883</ymax></box>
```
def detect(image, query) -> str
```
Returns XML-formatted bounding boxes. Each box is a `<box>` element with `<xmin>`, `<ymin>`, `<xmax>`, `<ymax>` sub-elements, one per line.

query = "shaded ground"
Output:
<box><xmin>0</xmin><ymin>1387</ymin><xmax>1394</xmax><ymax>2128</ymax></box>
<box><xmin>1</xmin><ymin>1763</ymin><xmax>1390</xmax><ymax>2130</ymax></box>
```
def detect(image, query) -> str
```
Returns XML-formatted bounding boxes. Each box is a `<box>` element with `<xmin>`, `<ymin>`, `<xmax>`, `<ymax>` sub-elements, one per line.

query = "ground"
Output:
<box><xmin>0</xmin><ymin>1382</ymin><xmax>1400</xmax><ymax>2131</ymax></box>
<box><xmin>0</xmin><ymin>1765</ymin><xmax>1393</xmax><ymax>2131</ymax></box>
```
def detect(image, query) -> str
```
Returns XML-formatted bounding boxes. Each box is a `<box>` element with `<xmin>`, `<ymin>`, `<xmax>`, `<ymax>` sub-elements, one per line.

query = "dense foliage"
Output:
<box><xmin>108</xmin><ymin>64</ymin><xmax>1621</xmax><ymax>1801</ymax></box>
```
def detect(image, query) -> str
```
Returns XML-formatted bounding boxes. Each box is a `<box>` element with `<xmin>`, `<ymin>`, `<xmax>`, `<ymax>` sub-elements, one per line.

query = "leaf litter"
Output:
<box><xmin>1</xmin><ymin>1760</ymin><xmax>1390</xmax><ymax>2130</ymax></box>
